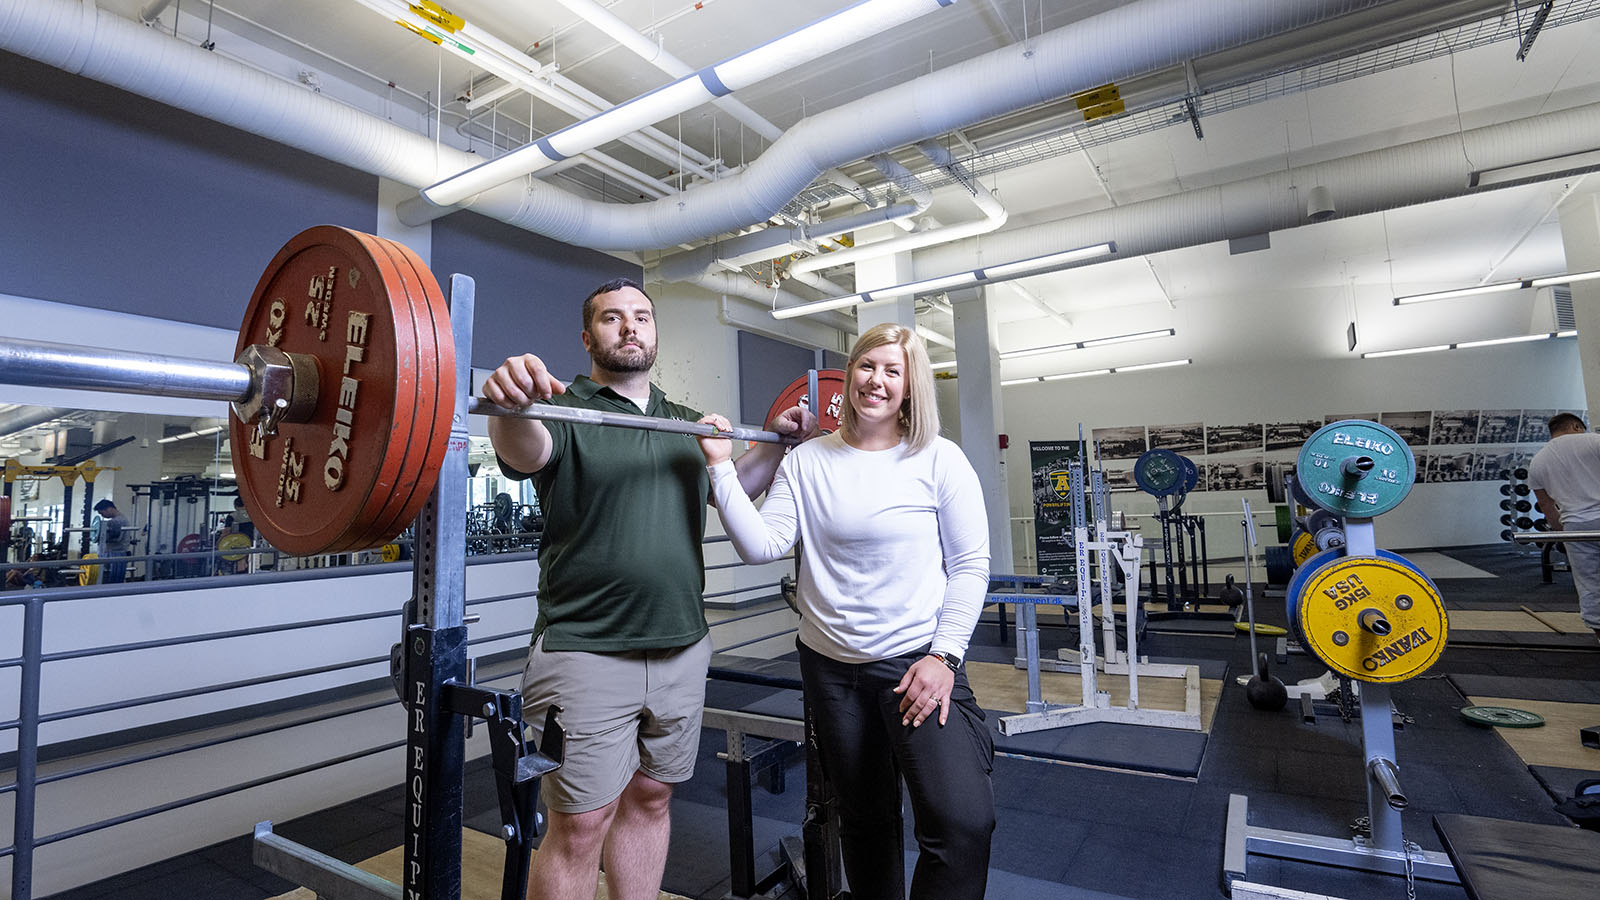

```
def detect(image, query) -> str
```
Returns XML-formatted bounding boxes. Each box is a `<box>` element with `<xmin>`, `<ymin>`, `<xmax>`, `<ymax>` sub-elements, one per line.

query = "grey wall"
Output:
<box><xmin>431</xmin><ymin>212</ymin><xmax>642</xmax><ymax>376</ymax></box>
<box><xmin>0</xmin><ymin>51</ymin><xmax>378</xmax><ymax>329</ymax></box>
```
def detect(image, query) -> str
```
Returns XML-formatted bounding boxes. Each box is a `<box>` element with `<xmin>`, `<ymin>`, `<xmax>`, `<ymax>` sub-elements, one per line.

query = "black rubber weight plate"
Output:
<box><xmin>1460</xmin><ymin>705</ymin><xmax>1545</xmax><ymax>728</ymax></box>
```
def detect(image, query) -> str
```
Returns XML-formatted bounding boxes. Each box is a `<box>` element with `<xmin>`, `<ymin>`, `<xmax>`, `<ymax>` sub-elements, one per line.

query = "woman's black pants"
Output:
<box><xmin>798</xmin><ymin>641</ymin><xmax>996</xmax><ymax>900</ymax></box>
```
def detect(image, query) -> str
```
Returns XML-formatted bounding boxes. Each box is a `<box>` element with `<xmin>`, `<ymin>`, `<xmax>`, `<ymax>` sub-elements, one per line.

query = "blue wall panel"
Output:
<box><xmin>430</xmin><ymin>212</ymin><xmax>640</xmax><ymax>375</ymax></box>
<box><xmin>0</xmin><ymin>51</ymin><xmax>378</xmax><ymax>331</ymax></box>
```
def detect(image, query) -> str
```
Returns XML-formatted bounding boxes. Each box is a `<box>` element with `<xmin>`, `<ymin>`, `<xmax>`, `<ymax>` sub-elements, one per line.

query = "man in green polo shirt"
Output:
<box><xmin>484</xmin><ymin>277</ymin><xmax>812</xmax><ymax>900</ymax></box>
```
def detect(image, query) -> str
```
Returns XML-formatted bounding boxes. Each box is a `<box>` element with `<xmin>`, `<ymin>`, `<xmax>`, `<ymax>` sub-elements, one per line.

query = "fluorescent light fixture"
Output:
<box><xmin>999</xmin><ymin>342</ymin><xmax>1076</xmax><ymax>360</ymax></box>
<box><xmin>1394</xmin><ymin>268</ymin><xmax>1600</xmax><ymax>304</ymax></box>
<box><xmin>1393</xmin><ymin>283</ymin><xmax>1522</xmax><ymax>304</ymax></box>
<box><xmin>1043</xmin><ymin>368</ymin><xmax>1112</xmax><ymax>381</ymax></box>
<box><xmin>1530</xmin><ymin>269</ymin><xmax>1600</xmax><ymax>288</ymax></box>
<box><xmin>999</xmin><ymin>328</ymin><xmax>1173</xmax><ymax>360</ymax></box>
<box><xmin>1361</xmin><ymin>344</ymin><xmax>1451</xmax><ymax>359</ymax></box>
<box><xmin>770</xmin><ymin>293</ymin><xmax>869</xmax><ymax>320</ymax></box>
<box><xmin>771</xmin><ymin>242</ymin><xmax>1118</xmax><ymax>321</ymax></box>
<box><xmin>980</xmin><ymin>243</ymin><xmax>1116</xmax><ymax>279</ymax></box>
<box><xmin>1362</xmin><ymin>330</ymin><xmax>1576</xmax><ymax>358</ymax></box>
<box><xmin>1002</xmin><ymin>359</ymin><xmax>1191</xmax><ymax>386</ymax></box>
<box><xmin>1469</xmin><ymin>148</ymin><xmax>1600</xmax><ymax>188</ymax></box>
<box><xmin>930</xmin><ymin>360</ymin><xmax>958</xmax><ymax>372</ymax></box>
<box><xmin>1115</xmin><ymin>358</ymin><xmax>1192</xmax><ymax>373</ymax></box>
<box><xmin>1082</xmin><ymin>328</ymin><xmax>1177</xmax><ymax>348</ymax></box>
<box><xmin>886</xmin><ymin>273</ymin><xmax>978</xmax><ymax>297</ymax></box>
<box><xmin>1454</xmin><ymin>333</ymin><xmax>1551</xmax><ymax>349</ymax></box>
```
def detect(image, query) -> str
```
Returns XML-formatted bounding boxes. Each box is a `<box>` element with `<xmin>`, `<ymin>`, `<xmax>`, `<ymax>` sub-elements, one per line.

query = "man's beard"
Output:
<box><xmin>590</xmin><ymin>337</ymin><xmax>657</xmax><ymax>373</ymax></box>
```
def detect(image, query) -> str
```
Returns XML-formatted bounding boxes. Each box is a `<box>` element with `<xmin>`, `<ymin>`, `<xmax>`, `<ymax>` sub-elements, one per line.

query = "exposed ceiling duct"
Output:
<box><xmin>0</xmin><ymin>0</ymin><xmax>1401</xmax><ymax>253</ymax></box>
<box><xmin>0</xmin><ymin>406</ymin><xmax>72</xmax><ymax>441</ymax></box>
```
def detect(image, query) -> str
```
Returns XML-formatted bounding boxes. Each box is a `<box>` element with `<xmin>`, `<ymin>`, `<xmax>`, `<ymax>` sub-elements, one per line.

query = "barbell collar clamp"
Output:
<box><xmin>1357</xmin><ymin>607</ymin><xmax>1391</xmax><ymax>636</ymax></box>
<box><xmin>232</xmin><ymin>345</ymin><xmax>320</xmax><ymax>441</ymax></box>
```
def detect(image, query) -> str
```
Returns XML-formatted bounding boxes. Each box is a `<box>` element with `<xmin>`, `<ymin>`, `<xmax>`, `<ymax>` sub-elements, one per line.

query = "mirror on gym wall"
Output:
<box><xmin>0</xmin><ymin>403</ymin><xmax>541</xmax><ymax>589</ymax></box>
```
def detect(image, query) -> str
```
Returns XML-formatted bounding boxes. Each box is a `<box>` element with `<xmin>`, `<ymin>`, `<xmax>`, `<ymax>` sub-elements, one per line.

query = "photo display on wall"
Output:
<box><xmin>1091</xmin><ymin>425</ymin><xmax>1148</xmax><ymax>460</ymax></box>
<box><xmin>1084</xmin><ymin>407</ymin><xmax>1587</xmax><ymax>495</ymax></box>
<box><xmin>1148</xmin><ymin>423</ymin><xmax>1204</xmax><ymax>453</ymax></box>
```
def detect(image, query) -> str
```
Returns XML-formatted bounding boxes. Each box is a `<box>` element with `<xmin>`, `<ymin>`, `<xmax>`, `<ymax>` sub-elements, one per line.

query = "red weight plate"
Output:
<box><xmin>341</xmin><ymin>234</ymin><xmax>455</xmax><ymax>552</ymax></box>
<box><xmin>323</xmin><ymin>233</ymin><xmax>431</xmax><ymax>554</ymax></box>
<box><xmin>766</xmin><ymin>369</ymin><xmax>848</xmax><ymax>435</ymax></box>
<box><xmin>231</xmin><ymin>226</ymin><xmax>424</xmax><ymax>556</ymax></box>
<box><xmin>324</xmin><ymin>229</ymin><xmax>432</xmax><ymax>554</ymax></box>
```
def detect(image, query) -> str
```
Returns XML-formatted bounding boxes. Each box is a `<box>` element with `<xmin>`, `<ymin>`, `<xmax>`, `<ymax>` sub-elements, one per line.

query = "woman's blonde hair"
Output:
<box><xmin>839</xmin><ymin>323</ymin><xmax>940</xmax><ymax>453</ymax></box>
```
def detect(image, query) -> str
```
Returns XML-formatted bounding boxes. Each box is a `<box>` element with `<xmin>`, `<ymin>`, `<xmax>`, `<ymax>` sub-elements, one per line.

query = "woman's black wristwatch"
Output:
<box><xmin>929</xmin><ymin>650</ymin><xmax>962</xmax><ymax>673</ymax></box>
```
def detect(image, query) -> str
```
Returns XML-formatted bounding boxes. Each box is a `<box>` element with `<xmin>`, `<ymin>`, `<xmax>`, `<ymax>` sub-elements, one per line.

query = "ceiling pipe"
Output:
<box><xmin>653</xmin><ymin>201</ymin><xmax>924</xmax><ymax>283</ymax></box>
<box><xmin>0</xmin><ymin>407</ymin><xmax>72</xmax><ymax>440</ymax></box>
<box><xmin>417</xmin><ymin>0</ymin><xmax>962</xmax><ymax>209</ymax></box>
<box><xmin>137</xmin><ymin>1</ymin><xmax>173</xmax><ymax>26</ymax></box>
<box><xmin>689</xmin><ymin>271</ymin><xmax>857</xmax><ymax>333</ymax></box>
<box><xmin>449</xmin><ymin>0</ymin><xmax>1397</xmax><ymax>249</ymax></box>
<box><xmin>3</xmin><ymin>0</ymin><xmax>1405</xmax><ymax>254</ymax></box>
<box><xmin>348</xmin><ymin>0</ymin><xmax>719</xmax><ymax>182</ymax></box>
<box><xmin>653</xmin><ymin>155</ymin><xmax>934</xmax><ymax>283</ymax></box>
<box><xmin>910</xmin><ymin>99</ymin><xmax>1600</xmax><ymax>289</ymax></box>
<box><xmin>548</xmin><ymin>0</ymin><xmax>876</xmax><ymax>212</ymax></box>
<box><xmin>784</xmin><ymin>140</ymin><xmax>1007</xmax><ymax>276</ymax></box>
<box><xmin>549</xmin><ymin>0</ymin><xmax>784</xmax><ymax>144</ymax></box>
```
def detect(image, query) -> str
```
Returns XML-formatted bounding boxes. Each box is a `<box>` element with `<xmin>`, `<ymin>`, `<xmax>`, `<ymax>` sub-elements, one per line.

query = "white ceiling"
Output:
<box><xmin>81</xmin><ymin>1</ymin><xmax>1600</xmax><ymax>362</ymax></box>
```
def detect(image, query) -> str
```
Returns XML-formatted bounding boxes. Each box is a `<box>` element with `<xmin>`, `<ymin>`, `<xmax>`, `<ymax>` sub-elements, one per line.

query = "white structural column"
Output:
<box><xmin>378</xmin><ymin>177</ymin><xmax>432</xmax><ymax>264</ymax></box>
<box><xmin>853</xmin><ymin>222</ymin><xmax>918</xmax><ymax>330</ymax></box>
<box><xmin>1558</xmin><ymin>191</ymin><xmax>1600</xmax><ymax>416</ymax></box>
<box><xmin>949</xmin><ymin>286</ymin><xmax>1014</xmax><ymax>572</ymax></box>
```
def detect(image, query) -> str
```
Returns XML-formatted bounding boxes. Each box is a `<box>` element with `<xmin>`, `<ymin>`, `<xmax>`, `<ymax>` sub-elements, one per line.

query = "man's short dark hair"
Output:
<box><xmin>1548</xmin><ymin>412</ymin><xmax>1587</xmax><ymax>436</ymax></box>
<box><xmin>94</xmin><ymin>499</ymin><xmax>115</xmax><ymax>513</ymax></box>
<box><xmin>581</xmin><ymin>277</ymin><xmax>652</xmax><ymax>332</ymax></box>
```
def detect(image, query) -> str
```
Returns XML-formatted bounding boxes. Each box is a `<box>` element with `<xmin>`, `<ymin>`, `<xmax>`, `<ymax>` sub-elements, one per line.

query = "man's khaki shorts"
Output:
<box><xmin>519</xmin><ymin>633</ymin><xmax>713</xmax><ymax>814</ymax></box>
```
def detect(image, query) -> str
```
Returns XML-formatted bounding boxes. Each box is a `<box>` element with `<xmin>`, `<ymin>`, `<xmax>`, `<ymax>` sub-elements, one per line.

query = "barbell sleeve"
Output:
<box><xmin>466</xmin><ymin>398</ymin><xmax>795</xmax><ymax>445</ymax></box>
<box><xmin>0</xmin><ymin>336</ymin><xmax>251</xmax><ymax>403</ymax></box>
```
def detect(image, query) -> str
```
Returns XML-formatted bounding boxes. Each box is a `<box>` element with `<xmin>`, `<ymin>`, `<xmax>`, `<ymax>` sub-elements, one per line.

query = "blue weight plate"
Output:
<box><xmin>1179</xmin><ymin>456</ymin><xmax>1199</xmax><ymax>494</ymax></box>
<box><xmin>1295</xmin><ymin>419</ymin><xmax>1415</xmax><ymax>518</ymax></box>
<box><xmin>1284</xmin><ymin>546</ymin><xmax>1344</xmax><ymax>641</ymax></box>
<box><xmin>1134</xmin><ymin>448</ymin><xmax>1183</xmax><ymax>496</ymax></box>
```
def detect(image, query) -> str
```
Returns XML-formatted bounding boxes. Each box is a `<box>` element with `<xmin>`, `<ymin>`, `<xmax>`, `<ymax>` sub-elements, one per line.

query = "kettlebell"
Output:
<box><xmin>1218</xmin><ymin>573</ymin><xmax>1244</xmax><ymax>608</ymax></box>
<box><xmin>1246</xmin><ymin>652</ymin><xmax>1288</xmax><ymax>711</ymax></box>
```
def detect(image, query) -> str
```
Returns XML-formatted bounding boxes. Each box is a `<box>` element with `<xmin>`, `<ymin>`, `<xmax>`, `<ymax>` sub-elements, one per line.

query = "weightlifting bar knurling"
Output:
<box><xmin>0</xmin><ymin>336</ymin><xmax>798</xmax><ymax>446</ymax></box>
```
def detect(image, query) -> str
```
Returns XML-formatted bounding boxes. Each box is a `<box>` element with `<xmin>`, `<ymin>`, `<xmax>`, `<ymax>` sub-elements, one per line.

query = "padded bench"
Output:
<box><xmin>1433</xmin><ymin>813</ymin><xmax>1600</xmax><ymax>900</ymax></box>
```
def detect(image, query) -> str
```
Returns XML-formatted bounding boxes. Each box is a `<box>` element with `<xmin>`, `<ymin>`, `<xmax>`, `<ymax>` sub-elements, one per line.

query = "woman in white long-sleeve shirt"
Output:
<box><xmin>698</xmin><ymin>323</ymin><xmax>995</xmax><ymax>900</ymax></box>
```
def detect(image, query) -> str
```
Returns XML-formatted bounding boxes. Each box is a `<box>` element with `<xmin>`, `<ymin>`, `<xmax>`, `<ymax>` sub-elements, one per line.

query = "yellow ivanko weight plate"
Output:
<box><xmin>1293</xmin><ymin>553</ymin><xmax>1448</xmax><ymax>683</ymax></box>
<box><xmin>1292</xmin><ymin>530</ymin><xmax>1316</xmax><ymax>567</ymax></box>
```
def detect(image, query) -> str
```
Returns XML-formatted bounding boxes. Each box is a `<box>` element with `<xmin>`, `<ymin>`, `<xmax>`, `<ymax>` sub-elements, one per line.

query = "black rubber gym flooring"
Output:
<box><xmin>47</xmin><ymin>544</ymin><xmax>1600</xmax><ymax>900</ymax></box>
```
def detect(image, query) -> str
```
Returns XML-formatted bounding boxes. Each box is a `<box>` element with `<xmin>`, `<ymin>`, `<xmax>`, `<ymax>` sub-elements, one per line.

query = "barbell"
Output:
<box><xmin>0</xmin><ymin>226</ymin><xmax>804</xmax><ymax>557</ymax></box>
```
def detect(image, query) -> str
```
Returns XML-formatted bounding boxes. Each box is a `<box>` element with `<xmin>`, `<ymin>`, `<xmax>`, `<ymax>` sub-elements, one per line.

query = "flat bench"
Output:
<box><xmin>1433</xmin><ymin>813</ymin><xmax>1600</xmax><ymax>900</ymax></box>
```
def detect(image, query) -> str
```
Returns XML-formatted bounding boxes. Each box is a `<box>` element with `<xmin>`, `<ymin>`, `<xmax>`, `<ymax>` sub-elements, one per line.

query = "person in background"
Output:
<box><xmin>1528</xmin><ymin>412</ymin><xmax>1600</xmax><ymax>643</ymax></box>
<box><xmin>92</xmin><ymin>498</ymin><xmax>131</xmax><ymax>584</ymax></box>
<box><xmin>696</xmin><ymin>322</ymin><xmax>996</xmax><ymax>900</ymax></box>
<box><xmin>483</xmin><ymin>277</ymin><xmax>815</xmax><ymax>900</ymax></box>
